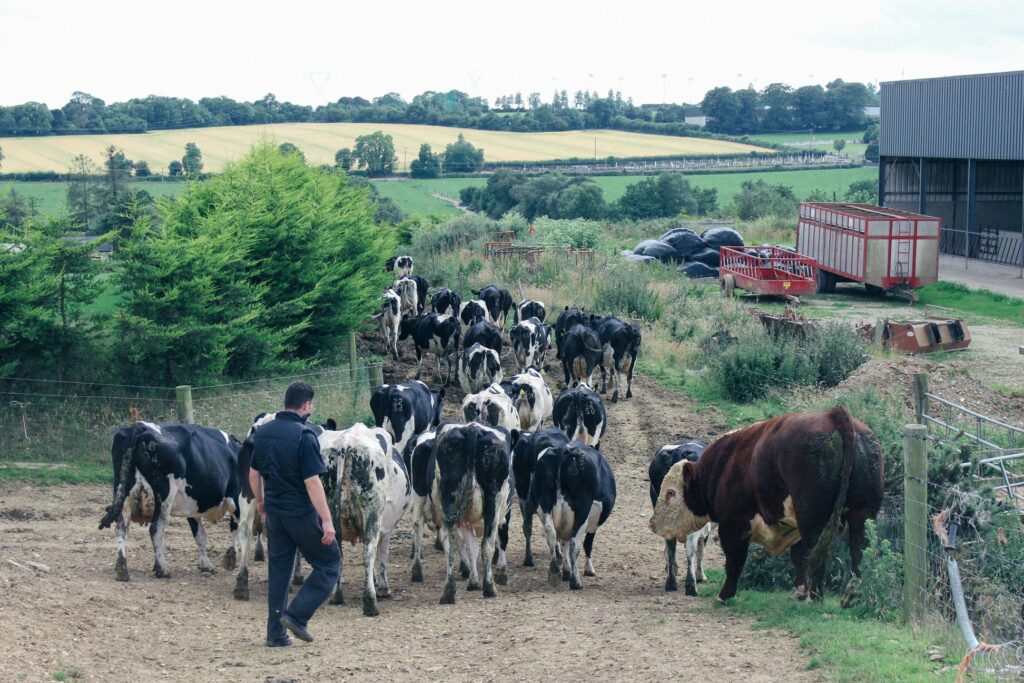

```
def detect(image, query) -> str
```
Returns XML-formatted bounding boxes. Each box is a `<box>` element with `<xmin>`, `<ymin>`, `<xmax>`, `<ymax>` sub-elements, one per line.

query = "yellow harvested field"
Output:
<box><xmin>0</xmin><ymin>123</ymin><xmax>771</xmax><ymax>173</ymax></box>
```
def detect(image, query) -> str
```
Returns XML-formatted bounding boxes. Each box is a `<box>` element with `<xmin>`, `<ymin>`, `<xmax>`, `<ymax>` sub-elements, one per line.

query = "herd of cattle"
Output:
<box><xmin>96</xmin><ymin>253</ymin><xmax>886</xmax><ymax>618</ymax></box>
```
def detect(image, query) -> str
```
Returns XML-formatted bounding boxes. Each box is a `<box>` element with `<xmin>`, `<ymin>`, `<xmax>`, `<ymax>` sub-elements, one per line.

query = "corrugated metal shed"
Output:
<box><xmin>880</xmin><ymin>71</ymin><xmax>1024</xmax><ymax>160</ymax></box>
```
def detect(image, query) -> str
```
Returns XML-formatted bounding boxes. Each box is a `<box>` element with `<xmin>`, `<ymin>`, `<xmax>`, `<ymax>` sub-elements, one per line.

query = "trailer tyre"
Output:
<box><xmin>864</xmin><ymin>283</ymin><xmax>884</xmax><ymax>297</ymax></box>
<box><xmin>720</xmin><ymin>274</ymin><xmax>735</xmax><ymax>298</ymax></box>
<box><xmin>816</xmin><ymin>269</ymin><xmax>836</xmax><ymax>294</ymax></box>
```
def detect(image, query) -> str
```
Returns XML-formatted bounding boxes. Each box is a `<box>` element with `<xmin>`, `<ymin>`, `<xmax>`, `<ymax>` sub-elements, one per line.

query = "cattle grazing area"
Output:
<box><xmin>0</xmin><ymin>371</ymin><xmax>820</xmax><ymax>682</ymax></box>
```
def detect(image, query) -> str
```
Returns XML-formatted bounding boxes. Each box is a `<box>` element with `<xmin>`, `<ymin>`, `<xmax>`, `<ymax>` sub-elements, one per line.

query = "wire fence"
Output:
<box><xmin>0</xmin><ymin>362</ymin><xmax>383</xmax><ymax>467</ymax></box>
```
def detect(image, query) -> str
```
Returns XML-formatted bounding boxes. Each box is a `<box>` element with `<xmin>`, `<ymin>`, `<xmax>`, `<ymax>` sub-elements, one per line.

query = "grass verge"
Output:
<box><xmin>0</xmin><ymin>462</ymin><xmax>111</xmax><ymax>486</ymax></box>
<box><xmin>917</xmin><ymin>281</ymin><xmax>1024</xmax><ymax>326</ymax></box>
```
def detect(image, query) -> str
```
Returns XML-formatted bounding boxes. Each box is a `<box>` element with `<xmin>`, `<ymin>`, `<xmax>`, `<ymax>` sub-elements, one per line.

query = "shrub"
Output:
<box><xmin>851</xmin><ymin>520</ymin><xmax>904</xmax><ymax>621</ymax></box>
<box><xmin>807</xmin><ymin>323</ymin><xmax>869</xmax><ymax>387</ymax></box>
<box><xmin>593</xmin><ymin>262</ymin><xmax>664</xmax><ymax>321</ymax></box>
<box><xmin>731</xmin><ymin>179</ymin><xmax>799</xmax><ymax>221</ymax></box>
<box><xmin>532</xmin><ymin>216</ymin><xmax>600</xmax><ymax>249</ymax></box>
<box><xmin>711</xmin><ymin>333</ymin><xmax>816</xmax><ymax>402</ymax></box>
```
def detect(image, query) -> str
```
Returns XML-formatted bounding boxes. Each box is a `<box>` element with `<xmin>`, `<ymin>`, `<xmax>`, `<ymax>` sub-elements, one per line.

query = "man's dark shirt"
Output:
<box><xmin>251</xmin><ymin>411</ymin><xmax>326</xmax><ymax>518</ymax></box>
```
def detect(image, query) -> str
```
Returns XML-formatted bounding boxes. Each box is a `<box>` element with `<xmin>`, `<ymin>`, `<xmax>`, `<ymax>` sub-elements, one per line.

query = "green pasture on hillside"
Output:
<box><xmin>751</xmin><ymin>129</ymin><xmax>868</xmax><ymax>160</ymax></box>
<box><xmin>0</xmin><ymin>180</ymin><xmax>183</xmax><ymax>216</ymax></box>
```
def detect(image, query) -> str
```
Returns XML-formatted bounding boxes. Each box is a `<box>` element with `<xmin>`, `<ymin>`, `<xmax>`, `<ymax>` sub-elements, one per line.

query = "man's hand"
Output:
<box><xmin>255</xmin><ymin>499</ymin><xmax>265</xmax><ymax>518</ymax></box>
<box><xmin>320</xmin><ymin>517</ymin><xmax>336</xmax><ymax>545</ymax></box>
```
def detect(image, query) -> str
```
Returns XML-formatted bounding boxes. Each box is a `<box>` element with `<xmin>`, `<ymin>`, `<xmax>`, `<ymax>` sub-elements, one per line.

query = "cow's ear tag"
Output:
<box><xmin>519</xmin><ymin>389</ymin><xmax>525</xmax><ymax>396</ymax></box>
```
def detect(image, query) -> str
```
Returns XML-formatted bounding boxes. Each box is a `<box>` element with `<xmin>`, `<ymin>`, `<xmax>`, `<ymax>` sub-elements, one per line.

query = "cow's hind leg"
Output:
<box><xmin>789</xmin><ymin>541</ymin><xmax>810</xmax><ymax>601</ymax></box>
<box><xmin>362</xmin><ymin>522</ymin><xmax>382</xmax><ymax>616</ymax></box>
<box><xmin>440</xmin><ymin>524</ymin><xmax>458</xmax><ymax>605</ymax></box>
<box><xmin>188</xmin><ymin>518</ymin><xmax>215</xmax><ymax>574</ymax></box>
<box><xmin>375</xmin><ymin>530</ymin><xmax>393</xmax><ymax>600</ymax></box>
<box><xmin>716</xmin><ymin>526</ymin><xmax>750</xmax><ymax>603</ymax></box>
<box><xmin>150</xmin><ymin>501</ymin><xmax>171</xmax><ymax>579</ymax></box>
<box><xmin>841</xmin><ymin>513</ymin><xmax>869</xmax><ymax>608</ymax></box>
<box><xmin>519</xmin><ymin>499</ymin><xmax>535</xmax><ymax>567</ymax></box>
<box><xmin>291</xmin><ymin>550</ymin><xmax>305</xmax><ymax>586</ymax></box>
<box><xmin>568</xmin><ymin>525</ymin><xmax>587</xmax><ymax>590</ymax></box>
<box><xmin>234</xmin><ymin>501</ymin><xmax>254</xmax><ymax>599</ymax></box>
<box><xmin>253</xmin><ymin>529</ymin><xmax>265</xmax><ymax>563</ymax></box>
<box><xmin>461</xmin><ymin>528</ymin><xmax>481</xmax><ymax>591</ymax></box>
<box><xmin>664</xmin><ymin>539</ymin><xmax>678</xmax><ymax>592</ymax></box>
<box><xmin>541</xmin><ymin>512</ymin><xmax>561</xmax><ymax>587</ymax></box>
<box><xmin>695</xmin><ymin>526</ymin><xmax>710</xmax><ymax>582</ymax></box>
<box><xmin>330</xmin><ymin>531</ymin><xmax>345</xmax><ymax>605</ymax></box>
<box><xmin>114</xmin><ymin>513</ymin><xmax>130</xmax><ymax>582</ymax></box>
<box><xmin>410</xmin><ymin>498</ymin><xmax>425</xmax><ymax>582</ymax></box>
<box><xmin>223</xmin><ymin>514</ymin><xmax>239</xmax><ymax>571</ymax></box>
<box><xmin>492</xmin><ymin>508</ymin><xmax>510</xmax><ymax>585</ymax></box>
<box><xmin>560</xmin><ymin>541</ymin><xmax>572</xmax><ymax>581</ymax></box>
<box><xmin>582</xmin><ymin>531</ymin><xmax>598</xmax><ymax>577</ymax></box>
<box><xmin>683</xmin><ymin>530</ymin><xmax>699</xmax><ymax>595</ymax></box>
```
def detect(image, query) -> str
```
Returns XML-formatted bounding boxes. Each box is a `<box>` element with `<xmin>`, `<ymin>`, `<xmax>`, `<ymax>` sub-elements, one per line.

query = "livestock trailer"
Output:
<box><xmin>719</xmin><ymin>246</ymin><xmax>818</xmax><ymax>300</ymax></box>
<box><xmin>796</xmin><ymin>203</ymin><xmax>940</xmax><ymax>296</ymax></box>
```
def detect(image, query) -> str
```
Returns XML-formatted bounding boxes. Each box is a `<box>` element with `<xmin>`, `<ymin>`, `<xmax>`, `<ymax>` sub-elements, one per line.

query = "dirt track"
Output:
<box><xmin>0</xmin><ymin>339</ymin><xmax>821</xmax><ymax>682</ymax></box>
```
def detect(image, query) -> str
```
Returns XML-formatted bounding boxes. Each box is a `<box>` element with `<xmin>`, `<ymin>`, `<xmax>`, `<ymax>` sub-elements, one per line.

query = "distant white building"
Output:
<box><xmin>864</xmin><ymin>106</ymin><xmax>880</xmax><ymax>118</ymax></box>
<box><xmin>684</xmin><ymin>115</ymin><xmax>708</xmax><ymax>128</ymax></box>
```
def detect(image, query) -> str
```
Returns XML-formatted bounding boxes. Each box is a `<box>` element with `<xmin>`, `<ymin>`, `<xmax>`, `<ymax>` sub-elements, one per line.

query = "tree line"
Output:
<box><xmin>0</xmin><ymin>79</ymin><xmax>876</xmax><ymax>139</ymax></box>
<box><xmin>0</xmin><ymin>144</ymin><xmax>396</xmax><ymax>385</ymax></box>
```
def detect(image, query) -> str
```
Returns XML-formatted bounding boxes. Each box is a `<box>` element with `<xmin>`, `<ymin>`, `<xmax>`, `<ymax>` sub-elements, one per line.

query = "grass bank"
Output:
<box><xmin>0</xmin><ymin>462</ymin><xmax>111</xmax><ymax>486</ymax></box>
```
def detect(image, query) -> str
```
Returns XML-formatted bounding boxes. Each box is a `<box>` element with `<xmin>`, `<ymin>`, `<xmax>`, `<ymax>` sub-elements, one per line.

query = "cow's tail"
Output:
<box><xmin>444</xmin><ymin>427</ymin><xmax>479</xmax><ymax>526</ymax></box>
<box><xmin>238</xmin><ymin>437</ymin><xmax>256</xmax><ymax>502</ymax></box>
<box><xmin>807</xmin><ymin>405</ymin><xmax>857</xmax><ymax>572</ymax></box>
<box><xmin>98</xmin><ymin>423</ymin><xmax>143</xmax><ymax>530</ymax></box>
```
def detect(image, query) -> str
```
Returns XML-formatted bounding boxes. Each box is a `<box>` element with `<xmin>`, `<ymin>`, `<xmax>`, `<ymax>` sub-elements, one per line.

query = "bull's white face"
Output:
<box><xmin>649</xmin><ymin>460</ymin><xmax>708</xmax><ymax>540</ymax></box>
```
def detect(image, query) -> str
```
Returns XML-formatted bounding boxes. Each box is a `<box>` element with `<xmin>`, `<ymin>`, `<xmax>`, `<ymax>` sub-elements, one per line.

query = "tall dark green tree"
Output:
<box><xmin>99</xmin><ymin>146</ymin><xmax>133</xmax><ymax>225</ymax></box>
<box><xmin>410</xmin><ymin>143</ymin><xmax>441</xmax><ymax>178</ymax></box>
<box><xmin>182</xmin><ymin>142</ymin><xmax>204</xmax><ymax>176</ymax></box>
<box><xmin>278</xmin><ymin>142</ymin><xmax>306</xmax><ymax>162</ymax></box>
<box><xmin>334</xmin><ymin>147</ymin><xmax>353</xmax><ymax>171</ymax></box>
<box><xmin>443</xmin><ymin>134</ymin><xmax>484</xmax><ymax>173</ymax></box>
<box><xmin>353</xmin><ymin>131</ymin><xmax>397</xmax><ymax>177</ymax></box>
<box><xmin>67</xmin><ymin>154</ymin><xmax>100</xmax><ymax>231</ymax></box>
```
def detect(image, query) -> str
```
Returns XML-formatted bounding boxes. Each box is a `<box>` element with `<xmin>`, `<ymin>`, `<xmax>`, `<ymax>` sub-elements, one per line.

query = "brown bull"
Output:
<box><xmin>649</xmin><ymin>406</ymin><xmax>883</xmax><ymax>603</ymax></box>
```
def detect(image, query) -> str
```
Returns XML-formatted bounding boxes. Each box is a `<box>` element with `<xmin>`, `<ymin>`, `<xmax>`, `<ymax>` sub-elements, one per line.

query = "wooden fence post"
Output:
<box><xmin>370</xmin><ymin>363</ymin><xmax>384</xmax><ymax>389</ymax></box>
<box><xmin>913</xmin><ymin>373</ymin><xmax>929</xmax><ymax>425</ymax></box>
<box><xmin>349</xmin><ymin>332</ymin><xmax>358</xmax><ymax>381</ymax></box>
<box><xmin>903</xmin><ymin>423</ymin><xmax>928</xmax><ymax>627</ymax></box>
<box><xmin>175</xmin><ymin>385</ymin><xmax>194</xmax><ymax>423</ymax></box>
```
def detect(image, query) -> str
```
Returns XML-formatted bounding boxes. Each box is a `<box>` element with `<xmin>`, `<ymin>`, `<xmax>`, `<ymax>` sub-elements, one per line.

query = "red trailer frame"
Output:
<box><xmin>719</xmin><ymin>246</ymin><xmax>818</xmax><ymax>299</ymax></box>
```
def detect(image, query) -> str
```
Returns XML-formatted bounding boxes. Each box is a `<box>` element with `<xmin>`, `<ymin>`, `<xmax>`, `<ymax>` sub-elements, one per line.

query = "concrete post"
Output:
<box><xmin>903</xmin><ymin>423</ymin><xmax>928</xmax><ymax>626</ymax></box>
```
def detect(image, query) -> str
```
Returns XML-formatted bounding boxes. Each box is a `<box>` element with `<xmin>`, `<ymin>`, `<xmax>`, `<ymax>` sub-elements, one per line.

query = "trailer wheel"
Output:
<box><xmin>816</xmin><ymin>269</ymin><xmax>835</xmax><ymax>294</ymax></box>
<box><xmin>720</xmin><ymin>274</ymin><xmax>735</xmax><ymax>298</ymax></box>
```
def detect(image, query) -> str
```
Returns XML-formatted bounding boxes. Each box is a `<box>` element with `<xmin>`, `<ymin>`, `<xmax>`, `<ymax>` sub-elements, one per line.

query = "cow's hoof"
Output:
<box><xmin>583</xmin><ymin>566</ymin><xmax>596</xmax><ymax>578</ymax></box>
<box><xmin>459</xmin><ymin>561</ymin><xmax>470</xmax><ymax>579</ymax></box>
<box><xmin>330</xmin><ymin>590</ymin><xmax>345</xmax><ymax>606</ymax></box>
<box><xmin>411</xmin><ymin>562</ymin><xmax>424</xmax><ymax>583</ymax></box>
<box><xmin>467</xmin><ymin>578</ymin><xmax>480</xmax><ymax>591</ymax></box>
<box><xmin>569</xmin><ymin>576</ymin><xmax>583</xmax><ymax>591</ymax></box>
<box><xmin>547</xmin><ymin>568</ymin><xmax>561</xmax><ymax>588</ymax></box>
<box><xmin>664</xmin><ymin>575</ymin><xmax>678</xmax><ymax>592</ymax></box>
<box><xmin>789</xmin><ymin>586</ymin><xmax>809</xmax><ymax>602</ymax></box>
<box><xmin>115</xmin><ymin>556</ymin><xmax>129</xmax><ymax>582</ymax></box>
<box><xmin>626</xmin><ymin>390</ymin><xmax>633</xmax><ymax>399</ymax></box>
<box><xmin>222</xmin><ymin>547</ymin><xmax>237</xmax><ymax>571</ymax></box>
<box><xmin>522</xmin><ymin>555</ymin><xmax>534</xmax><ymax>568</ymax></box>
<box><xmin>253</xmin><ymin>544</ymin><xmax>265</xmax><ymax>563</ymax></box>
<box><xmin>376</xmin><ymin>586</ymin><xmax>391</xmax><ymax>599</ymax></box>
<box><xmin>292</xmin><ymin>574</ymin><xmax>305</xmax><ymax>587</ymax></box>
<box><xmin>199</xmin><ymin>564</ymin><xmax>215</xmax><ymax>574</ymax></box>
<box><xmin>494</xmin><ymin>569</ymin><xmax>508</xmax><ymax>586</ymax></box>
<box><xmin>440</xmin><ymin>583</ymin><xmax>456</xmax><ymax>605</ymax></box>
<box><xmin>433</xmin><ymin>538</ymin><xmax>444</xmax><ymax>552</ymax></box>
<box><xmin>561</xmin><ymin>569</ymin><xmax>571</xmax><ymax>582</ymax></box>
<box><xmin>685</xmin><ymin>583</ymin><xmax>698</xmax><ymax>597</ymax></box>
<box><xmin>483</xmin><ymin>581</ymin><xmax>497</xmax><ymax>598</ymax></box>
<box><xmin>715</xmin><ymin>596</ymin><xmax>727</xmax><ymax>605</ymax></box>
<box><xmin>153</xmin><ymin>565</ymin><xmax>171</xmax><ymax>579</ymax></box>
<box><xmin>840</xmin><ymin>577</ymin><xmax>861</xmax><ymax>609</ymax></box>
<box><xmin>611</xmin><ymin>393</ymin><xmax>618</xmax><ymax>403</ymax></box>
<box><xmin>362</xmin><ymin>596</ymin><xmax>380</xmax><ymax>617</ymax></box>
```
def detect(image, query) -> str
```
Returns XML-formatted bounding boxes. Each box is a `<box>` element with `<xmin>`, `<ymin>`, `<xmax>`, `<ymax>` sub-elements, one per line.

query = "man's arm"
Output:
<box><xmin>249</xmin><ymin>467</ymin><xmax>265</xmax><ymax>517</ymax></box>
<box><xmin>304</xmin><ymin>476</ymin><xmax>336</xmax><ymax>546</ymax></box>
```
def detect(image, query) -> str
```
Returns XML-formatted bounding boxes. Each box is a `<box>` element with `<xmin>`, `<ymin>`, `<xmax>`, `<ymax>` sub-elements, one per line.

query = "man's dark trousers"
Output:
<box><xmin>265</xmin><ymin>511</ymin><xmax>341</xmax><ymax>641</ymax></box>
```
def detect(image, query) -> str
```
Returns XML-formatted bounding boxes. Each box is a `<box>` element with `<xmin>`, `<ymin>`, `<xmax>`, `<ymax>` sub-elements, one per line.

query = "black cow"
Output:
<box><xmin>385</xmin><ymin>255</ymin><xmax>414</xmax><ymax>277</ymax></box>
<box><xmin>532</xmin><ymin>441</ymin><xmax>616</xmax><ymax>590</ymax></box>
<box><xmin>98</xmin><ymin>422</ymin><xmax>242</xmax><ymax>584</ymax></box>
<box><xmin>463</xmin><ymin>319</ymin><xmax>503</xmax><ymax>354</ymax></box>
<box><xmin>552</xmin><ymin>383</ymin><xmax>607</xmax><ymax>449</ymax></box>
<box><xmin>595</xmin><ymin>317</ymin><xmax>642</xmax><ymax>402</ymax></box>
<box><xmin>648</xmin><ymin>439</ymin><xmax>714</xmax><ymax>595</ymax></box>
<box><xmin>434</xmin><ymin>422</ymin><xmax>515</xmax><ymax>603</ymax></box>
<box><xmin>553</xmin><ymin>307</ymin><xmax>590</xmax><ymax>359</ymax></box>
<box><xmin>472</xmin><ymin>284</ymin><xmax>514</xmax><ymax>328</ymax></box>
<box><xmin>398</xmin><ymin>313</ymin><xmax>460</xmax><ymax>385</ymax></box>
<box><xmin>560</xmin><ymin>323</ymin><xmax>603</xmax><ymax>388</ymax></box>
<box><xmin>432</xmin><ymin>288</ymin><xmax>462</xmax><ymax>316</ymax></box>
<box><xmin>511</xmin><ymin>427</ymin><xmax>570</xmax><ymax>567</ymax></box>
<box><xmin>371</xmin><ymin>379</ymin><xmax>444</xmax><ymax>457</ymax></box>
<box><xmin>514</xmin><ymin>298</ymin><xmax>546</xmax><ymax>324</ymax></box>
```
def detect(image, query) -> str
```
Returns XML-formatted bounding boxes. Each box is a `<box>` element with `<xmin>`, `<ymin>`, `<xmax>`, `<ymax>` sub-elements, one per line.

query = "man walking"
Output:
<box><xmin>250</xmin><ymin>381</ymin><xmax>340</xmax><ymax>646</ymax></box>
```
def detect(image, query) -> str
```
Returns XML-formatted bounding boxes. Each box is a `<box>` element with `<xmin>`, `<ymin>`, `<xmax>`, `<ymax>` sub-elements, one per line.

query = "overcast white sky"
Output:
<box><xmin>1</xmin><ymin>0</ymin><xmax>1022</xmax><ymax>108</ymax></box>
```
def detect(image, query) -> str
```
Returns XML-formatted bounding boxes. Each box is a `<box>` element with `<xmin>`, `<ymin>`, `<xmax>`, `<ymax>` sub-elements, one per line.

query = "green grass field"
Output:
<box><xmin>372</xmin><ymin>166</ymin><xmax>877</xmax><ymax>216</ymax></box>
<box><xmin>0</xmin><ymin>180</ymin><xmax>183</xmax><ymax>216</ymax></box>
<box><xmin>751</xmin><ymin>129</ymin><xmax>868</xmax><ymax>161</ymax></box>
<box><xmin>0</xmin><ymin>122</ymin><xmax>771</xmax><ymax>174</ymax></box>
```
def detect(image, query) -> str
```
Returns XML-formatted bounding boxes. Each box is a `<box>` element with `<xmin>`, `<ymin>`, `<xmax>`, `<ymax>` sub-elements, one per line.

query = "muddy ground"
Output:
<box><xmin>0</xmin><ymin>339</ymin><xmax>821</xmax><ymax>682</ymax></box>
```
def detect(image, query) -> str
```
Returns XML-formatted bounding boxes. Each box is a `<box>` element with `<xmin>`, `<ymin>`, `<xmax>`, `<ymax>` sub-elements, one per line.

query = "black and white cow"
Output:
<box><xmin>648</xmin><ymin>439</ymin><xmax>715</xmax><ymax>595</ymax></box>
<box><xmin>458</xmin><ymin>343</ymin><xmax>503</xmax><ymax>394</ymax></box>
<box><xmin>398</xmin><ymin>313</ymin><xmax>460</xmax><ymax>385</ymax></box>
<box><xmin>462</xmin><ymin>384</ymin><xmax>520</xmax><ymax>432</ymax></box>
<box><xmin>433</xmin><ymin>422</ymin><xmax>514</xmax><ymax>603</ymax></box>
<box><xmin>404</xmin><ymin>430</ymin><xmax>439</xmax><ymax>582</ymax></box>
<box><xmin>233</xmin><ymin>413</ymin><xmax>336</xmax><ymax>600</ymax></box>
<box><xmin>408</xmin><ymin>275</ymin><xmax>429</xmax><ymax>315</ymax></box>
<box><xmin>510</xmin><ymin>317</ymin><xmax>551</xmax><ymax>373</ymax></box>
<box><xmin>472</xmin><ymin>284</ymin><xmax>514</xmax><ymax>328</ymax></box>
<box><xmin>595</xmin><ymin>316</ymin><xmax>642</xmax><ymax>402</ymax></box>
<box><xmin>320</xmin><ymin>424</ymin><xmax>411</xmax><ymax>616</ymax></box>
<box><xmin>432</xmin><ymin>288</ymin><xmax>462</xmax><ymax>317</ymax></box>
<box><xmin>560</xmin><ymin>323</ymin><xmax>603</xmax><ymax>388</ymax></box>
<box><xmin>553</xmin><ymin>306</ymin><xmax>589</xmax><ymax>360</ymax></box>
<box><xmin>514</xmin><ymin>298</ymin><xmax>546</xmax><ymax>324</ymax></box>
<box><xmin>459</xmin><ymin>299</ymin><xmax>492</xmax><ymax>329</ymax></box>
<box><xmin>552</xmin><ymin>383</ymin><xmax>607</xmax><ymax>449</ymax></box>
<box><xmin>373</xmin><ymin>290</ymin><xmax>403</xmax><ymax>360</ymax></box>
<box><xmin>510</xmin><ymin>367</ymin><xmax>553</xmax><ymax>431</ymax></box>
<box><xmin>463</xmin><ymin>319</ymin><xmax>503</xmax><ymax>354</ymax></box>
<box><xmin>385</xmin><ymin>255</ymin><xmax>414</xmax><ymax>277</ymax></box>
<box><xmin>532</xmin><ymin>441</ymin><xmax>616</xmax><ymax>590</ymax></box>
<box><xmin>511</xmin><ymin>427</ymin><xmax>570</xmax><ymax>567</ymax></box>
<box><xmin>371</xmin><ymin>379</ymin><xmax>444</xmax><ymax>457</ymax></box>
<box><xmin>394</xmin><ymin>277</ymin><xmax>419</xmax><ymax>317</ymax></box>
<box><xmin>98</xmin><ymin>422</ymin><xmax>241</xmax><ymax>584</ymax></box>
